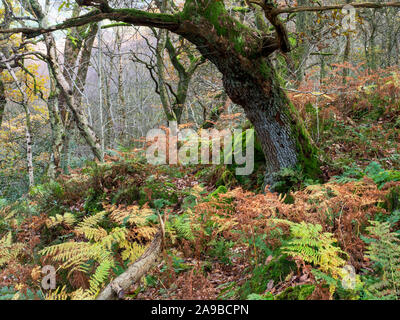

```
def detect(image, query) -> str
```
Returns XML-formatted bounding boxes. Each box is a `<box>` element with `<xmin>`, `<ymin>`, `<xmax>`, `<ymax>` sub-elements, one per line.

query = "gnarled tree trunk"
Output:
<box><xmin>177</xmin><ymin>0</ymin><xmax>320</xmax><ymax>186</ymax></box>
<box><xmin>222</xmin><ymin>59</ymin><xmax>319</xmax><ymax>186</ymax></box>
<box><xmin>15</xmin><ymin>0</ymin><xmax>322</xmax><ymax>186</ymax></box>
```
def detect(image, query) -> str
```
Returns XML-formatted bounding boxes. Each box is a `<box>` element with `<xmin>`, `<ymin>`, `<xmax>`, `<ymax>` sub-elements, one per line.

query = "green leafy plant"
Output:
<box><xmin>363</xmin><ymin>220</ymin><xmax>400</xmax><ymax>299</ymax></box>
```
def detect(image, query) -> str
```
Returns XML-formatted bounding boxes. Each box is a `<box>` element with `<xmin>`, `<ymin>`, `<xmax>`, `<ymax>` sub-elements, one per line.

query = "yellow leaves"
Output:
<box><xmin>1</xmin><ymin>59</ymin><xmax>49</xmax><ymax>107</ymax></box>
<box><xmin>0</xmin><ymin>231</ymin><xmax>12</xmax><ymax>245</ymax></box>
<box><xmin>76</xmin><ymin>226</ymin><xmax>108</xmax><ymax>241</ymax></box>
<box><xmin>120</xmin><ymin>240</ymin><xmax>147</xmax><ymax>263</ymax></box>
<box><xmin>108</xmin><ymin>204</ymin><xmax>154</xmax><ymax>226</ymax></box>
<box><xmin>31</xmin><ymin>266</ymin><xmax>42</xmax><ymax>281</ymax></box>
<box><xmin>280</xmin><ymin>221</ymin><xmax>347</xmax><ymax>279</ymax></box>
<box><xmin>46</xmin><ymin>212</ymin><xmax>76</xmax><ymax>228</ymax></box>
<box><xmin>210</xmin><ymin>215</ymin><xmax>238</xmax><ymax>235</ymax></box>
<box><xmin>101</xmin><ymin>227</ymin><xmax>127</xmax><ymax>250</ymax></box>
<box><xmin>45</xmin><ymin>286</ymin><xmax>69</xmax><ymax>300</ymax></box>
<box><xmin>69</xmin><ymin>288</ymin><xmax>92</xmax><ymax>300</ymax></box>
<box><xmin>0</xmin><ymin>231</ymin><xmax>25</xmax><ymax>267</ymax></box>
<box><xmin>77</xmin><ymin>211</ymin><xmax>107</xmax><ymax>229</ymax></box>
<box><xmin>0</xmin><ymin>113</ymin><xmax>48</xmax><ymax>171</ymax></box>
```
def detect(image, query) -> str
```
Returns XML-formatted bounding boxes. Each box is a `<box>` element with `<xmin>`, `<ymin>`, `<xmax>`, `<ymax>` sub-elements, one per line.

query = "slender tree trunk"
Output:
<box><xmin>74</xmin><ymin>23</ymin><xmax>98</xmax><ymax>106</ymax></box>
<box><xmin>116</xmin><ymin>29</ymin><xmax>127</xmax><ymax>144</ymax></box>
<box><xmin>156</xmin><ymin>29</ymin><xmax>176</xmax><ymax>122</ymax></box>
<box><xmin>294</xmin><ymin>0</ymin><xmax>310</xmax><ymax>84</ymax></box>
<box><xmin>22</xmin><ymin>0</ymin><xmax>103</xmax><ymax>162</ymax></box>
<box><xmin>164</xmin><ymin>36</ymin><xmax>203</xmax><ymax>123</ymax></box>
<box><xmin>25</xmin><ymin>106</ymin><xmax>34</xmax><ymax>188</ymax></box>
<box><xmin>0</xmin><ymin>78</ymin><xmax>5</xmax><ymax>128</ymax></box>
<box><xmin>97</xmin><ymin>22</ymin><xmax>105</xmax><ymax>157</ymax></box>
<box><xmin>1</xmin><ymin>54</ymin><xmax>34</xmax><ymax>188</ymax></box>
<box><xmin>47</xmin><ymin>76</ymin><xmax>65</xmax><ymax>178</ymax></box>
<box><xmin>342</xmin><ymin>33</ymin><xmax>351</xmax><ymax>85</ymax></box>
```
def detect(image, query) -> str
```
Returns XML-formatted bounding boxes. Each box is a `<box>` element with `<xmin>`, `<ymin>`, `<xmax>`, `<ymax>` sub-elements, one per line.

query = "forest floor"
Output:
<box><xmin>1</xmin><ymin>88</ymin><xmax>400</xmax><ymax>300</ymax></box>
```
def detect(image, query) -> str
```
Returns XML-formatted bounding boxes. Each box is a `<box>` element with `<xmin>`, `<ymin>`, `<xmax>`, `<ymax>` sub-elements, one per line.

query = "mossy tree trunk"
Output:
<box><xmin>47</xmin><ymin>77</ymin><xmax>65</xmax><ymax>179</ymax></box>
<box><xmin>221</xmin><ymin>58</ymin><xmax>320</xmax><ymax>186</ymax></box>
<box><xmin>0</xmin><ymin>78</ymin><xmax>5</xmax><ymax>128</ymax></box>
<box><xmin>177</xmin><ymin>0</ymin><xmax>321</xmax><ymax>185</ymax></box>
<box><xmin>18</xmin><ymin>0</ymin><xmax>322</xmax><ymax>184</ymax></box>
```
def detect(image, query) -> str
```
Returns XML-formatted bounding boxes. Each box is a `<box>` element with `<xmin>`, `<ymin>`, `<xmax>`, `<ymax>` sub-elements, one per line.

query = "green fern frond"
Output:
<box><xmin>77</xmin><ymin>211</ymin><xmax>107</xmax><ymax>229</ymax></box>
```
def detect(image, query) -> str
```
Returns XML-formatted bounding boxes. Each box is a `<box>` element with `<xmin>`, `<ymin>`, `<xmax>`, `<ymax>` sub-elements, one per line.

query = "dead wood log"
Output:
<box><xmin>96</xmin><ymin>217</ymin><xmax>165</xmax><ymax>300</ymax></box>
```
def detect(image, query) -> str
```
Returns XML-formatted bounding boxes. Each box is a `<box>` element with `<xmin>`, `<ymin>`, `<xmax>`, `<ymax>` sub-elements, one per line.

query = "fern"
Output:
<box><xmin>120</xmin><ymin>240</ymin><xmax>147</xmax><ymax>264</ymax></box>
<box><xmin>166</xmin><ymin>213</ymin><xmax>195</xmax><ymax>243</ymax></box>
<box><xmin>77</xmin><ymin>211</ymin><xmax>107</xmax><ymax>229</ymax></box>
<box><xmin>75</xmin><ymin>226</ymin><xmax>108</xmax><ymax>242</ymax></box>
<box><xmin>0</xmin><ymin>232</ymin><xmax>25</xmax><ymax>267</ymax></box>
<box><xmin>109</xmin><ymin>205</ymin><xmax>153</xmax><ymax>226</ymax></box>
<box><xmin>46</xmin><ymin>212</ymin><xmax>76</xmax><ymax>228</ymax></box>
<box><xmin>273</xmin><ymin>220</ymin><xmax>347</xmax><ymax>277</ymax></box>
<box><xmin>45</xmin><ymin>285</ymin><xmax>69</xmax><ymax>300</ymax></box>
<box><xmin>364</xmin><ymin>220</ymin><xmax>400</xmax><ymax>299</ymax></box>
<box><xmin>274</xmin><ymin>220</ymin><xmax>348</xmax><ymax>298</ymax></box>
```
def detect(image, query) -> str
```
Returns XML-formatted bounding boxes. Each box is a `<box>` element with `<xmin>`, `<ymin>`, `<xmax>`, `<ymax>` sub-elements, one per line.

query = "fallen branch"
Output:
<box><xmin>96</xmin><ymin>215</ymin><xmax>165</xmax><ymax>300</ymax></box>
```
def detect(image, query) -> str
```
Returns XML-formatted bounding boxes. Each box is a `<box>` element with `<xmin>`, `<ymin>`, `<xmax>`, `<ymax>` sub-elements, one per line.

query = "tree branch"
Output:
<box><xmin>274</xmin><ymin>1</ymin><xmax>400</xmax><ymax>15</ymax></box>
<box><xmin>0</xmin><ymin>8</ymin><xmax>181</xmax><ymax>37</ymax></box>
<box><xmin>96</xmin><ymin>215</ymin><xmax>165</xmax><ymax>300</ymax></box>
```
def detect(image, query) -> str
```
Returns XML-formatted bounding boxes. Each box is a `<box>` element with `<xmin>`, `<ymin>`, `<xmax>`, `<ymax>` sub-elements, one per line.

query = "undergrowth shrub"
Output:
<box><xmin>362</xmin><ymin>220</ymin><xmax>400</xmax><ymax>299</ymax></box>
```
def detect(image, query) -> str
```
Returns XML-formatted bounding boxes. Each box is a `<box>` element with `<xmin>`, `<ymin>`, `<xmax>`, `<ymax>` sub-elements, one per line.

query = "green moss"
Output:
<box><xmin>275</xmin><ymin>284</ymin><xmax>315</xmax><ymax>300</ymax></box>
<box><xmin>209</xmin><ymin>185</ymin><xmax>228</xmax><ymax>198</ymax></box>
<box><xmin>113</xmin><ymin>8</ymin><xmax>180</xmax><ymax>24</ymax></box>
<box><xmin>258</xmin><ymin>59</ymin><xmax>322</xmax><ymax>181</ymax></box>
<box><xmin>286</xmin><ymin>101</ymin><xmax>321</xmax><ymax>181</ymax></box>
<box><xmin>181</xmin><ymin>0</ymin><xmax>256</xmax><ymax>56</ymax></box>
<box><xmin>259</xmin><ymin>59</ymin><xmax>272</xmax><ymax>79</ymax></box>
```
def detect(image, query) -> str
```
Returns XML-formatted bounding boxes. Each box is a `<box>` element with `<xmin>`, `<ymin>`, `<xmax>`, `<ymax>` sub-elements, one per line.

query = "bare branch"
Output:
<box><xmin>274</xmin><ymin>1</ymin><xmax>400</xmax><ymax>15</ymax></box>
<box><xmin>0</xmin><ymin>8</ymin><xmax>181</xmax><ymax>37</ymax></box>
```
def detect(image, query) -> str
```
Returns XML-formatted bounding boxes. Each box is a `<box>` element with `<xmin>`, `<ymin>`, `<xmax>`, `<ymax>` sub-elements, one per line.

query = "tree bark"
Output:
<box><xmin>0</xmin><ymin>78</ymin><xmax>5</xmax><ymax>128</ymax></box>
<box><xmin>47</xmin><ymin>77</ymin><xmax>65</xmax><ymax>179</ymax></box>
<box><xmin>22</xmin><ymin>0</ymin><xmax>103</xmax><ymax>164</ymax></box>
<box><xmin>1</xmin><ymin>53</ymin><xmax>34</xmax><ymax>188</ymax></box>
<box><xmin>177</xmin><ymin>1</ymin><xmax>320</xmax><ymax>185</ymax></box>
<box><xmin>96</xmin><ymin>230</ymin><xmax>163</xmax><ymax>300</ymax></box>
<box><xmin>15</xmin><ymin>0</ymin><xmax>323</xmax><ymax>184</ymax></box>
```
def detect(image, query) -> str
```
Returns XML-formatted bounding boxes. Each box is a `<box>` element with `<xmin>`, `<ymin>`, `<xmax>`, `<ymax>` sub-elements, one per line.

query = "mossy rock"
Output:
<box><xmin>275</xmin><ymin>284</ymin><xmax>315</xmax><ymax>300</ymax></box>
